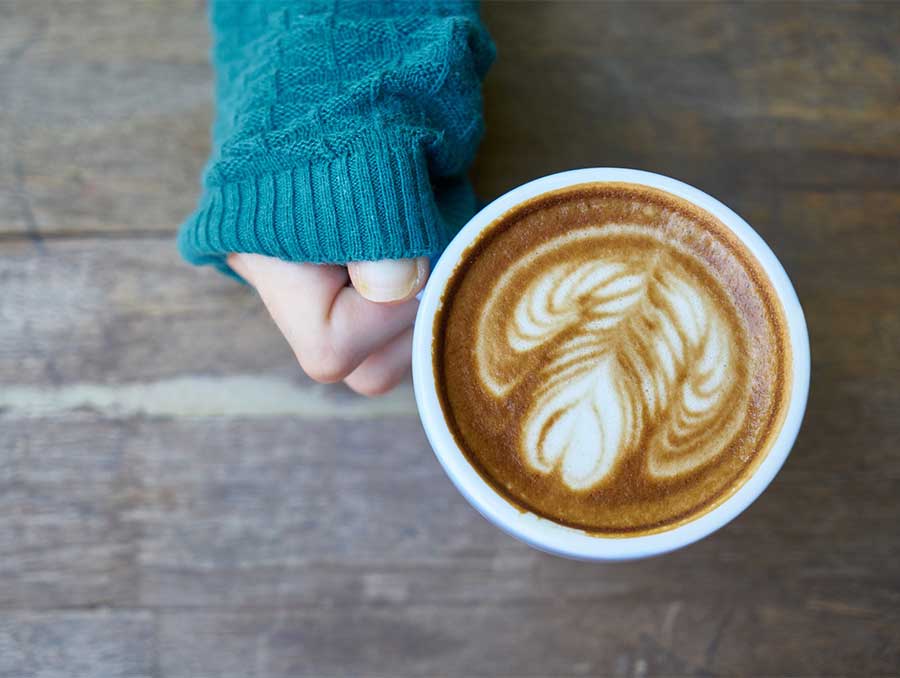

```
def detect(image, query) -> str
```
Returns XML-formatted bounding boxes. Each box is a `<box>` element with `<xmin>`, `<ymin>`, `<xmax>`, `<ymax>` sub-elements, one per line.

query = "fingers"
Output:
<box><xmin>228</xmin><ymin>252</ymin><xmax>348</xmax><ymax>316</ymax></box>
<box><xmin>347</xmin><ymin>257</ymin><xmax>429</xmax><ymax>304</ymax></box>
<box><xmin>343</xmin><ymin>327</ymin><xmax>414</xmax><ymax>396</ymax></box>
<box><xmin>228</xmin><ymin>252</ymin><xmax>418</xmax><ymax>384</ymax></box>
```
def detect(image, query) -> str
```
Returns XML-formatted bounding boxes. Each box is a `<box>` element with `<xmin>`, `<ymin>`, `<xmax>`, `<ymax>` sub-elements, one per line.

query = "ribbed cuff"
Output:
<box><xmin>177</xmin><ymin>132</ymin><xmax>459</xmax><ymax>279</ymax></box>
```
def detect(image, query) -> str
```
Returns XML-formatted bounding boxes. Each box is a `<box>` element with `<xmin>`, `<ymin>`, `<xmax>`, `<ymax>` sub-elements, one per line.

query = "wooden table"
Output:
<box><xmin>1</xmin><ymin>2</ymin><xmax>898</xmax><ymax>676</ymax></box>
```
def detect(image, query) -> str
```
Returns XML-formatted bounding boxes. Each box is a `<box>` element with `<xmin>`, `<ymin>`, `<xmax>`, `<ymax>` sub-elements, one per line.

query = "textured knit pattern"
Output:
<box><xmin>178</xmin><ymin>0</ymin><xmax>495</xmax><ymax>277</ymax></box>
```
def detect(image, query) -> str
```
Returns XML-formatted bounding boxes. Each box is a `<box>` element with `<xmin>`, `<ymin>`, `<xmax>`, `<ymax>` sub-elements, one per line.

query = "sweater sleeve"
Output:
<box><xmin>178</xmin><ymin>0</ymin><xmax>495</xmax><ymax>278</ymax></box>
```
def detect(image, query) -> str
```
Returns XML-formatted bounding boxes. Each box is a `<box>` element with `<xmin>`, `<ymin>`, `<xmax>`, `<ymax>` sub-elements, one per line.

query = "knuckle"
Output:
<box><xmin>297</xmin><ymin>335</ymin><xmax>354</xmax><ymax>383</ymax></box>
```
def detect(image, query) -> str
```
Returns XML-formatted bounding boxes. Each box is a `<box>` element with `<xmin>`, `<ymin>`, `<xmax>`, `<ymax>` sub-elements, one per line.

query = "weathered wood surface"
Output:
<box><xmin>0</xmin><ymin>0</ymin><xmax>210</xmax><ymax>237</ymax></box>
<box><xmin>1</xmin><ymin>1</ymin><xmax>899</xmax><ymax>676</ymax></box>
<box><xmin>0</xmin><ymin>612</ymin><xmax>156</xmax><ymax>678</ymax></box>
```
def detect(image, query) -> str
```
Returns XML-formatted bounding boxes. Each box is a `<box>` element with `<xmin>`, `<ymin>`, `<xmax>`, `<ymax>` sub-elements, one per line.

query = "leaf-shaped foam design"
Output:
<box><xmin>522</xmin><ymin>356</ymin><xmax>635</xmax><ymax>489</ymax></box>
<box><xmin>476</xmin><ymin>226</ymin><xmax>747</xmax><ymax>490</ymax></box>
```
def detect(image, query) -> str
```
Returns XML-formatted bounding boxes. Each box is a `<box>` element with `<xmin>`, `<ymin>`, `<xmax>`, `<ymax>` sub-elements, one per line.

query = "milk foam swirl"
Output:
<box><xmin>476</xmin><ymin>226</ymin><xmax>749</xmax><ymax>490</ymax></box>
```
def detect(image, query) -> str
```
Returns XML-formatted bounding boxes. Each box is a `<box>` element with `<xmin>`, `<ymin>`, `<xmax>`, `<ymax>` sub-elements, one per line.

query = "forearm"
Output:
<box><xmin>179</xmin><ymin>0</ymin><xmax>495</xmax><ymax>277</ymax></box>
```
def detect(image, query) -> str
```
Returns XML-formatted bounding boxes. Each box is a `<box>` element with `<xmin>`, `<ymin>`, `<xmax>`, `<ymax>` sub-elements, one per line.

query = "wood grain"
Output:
<box><xmin>0</xmin><ymin>0</ymin><xmax>210</xmax><ymax>238</ymax></box>
<box><xmin>0</xmin><ymin>611</ymin><xmax>156</xmax><ymax>678</ymax></box>
<box><xmin>0</xmin><ymin>416</ymin><xmax>139</xmax><ymax>610</ymax></box>
<box><xmin>0</xmin><ymin>239</ymin><xmax>293</xmax><ymax>386</ymax></box>
<box><xmin>1</xmin><ymin>1</ymin><xmax>899</xmax><ymax>676</ymax></box>
<box><xmin>156</xmin><ymin>600</ymin><xmax>897</xmax><ymax>678</ymax></box>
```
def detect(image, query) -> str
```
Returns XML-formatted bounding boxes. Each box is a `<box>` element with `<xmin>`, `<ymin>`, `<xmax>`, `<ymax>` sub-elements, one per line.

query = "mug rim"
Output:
<box><xmin>412</xmin><ymin>168</ymin><xmax>810</xmax><ymax>561</ymax></box>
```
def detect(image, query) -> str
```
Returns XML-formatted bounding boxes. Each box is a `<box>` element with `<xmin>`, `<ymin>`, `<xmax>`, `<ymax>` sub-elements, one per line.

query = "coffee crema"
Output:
<box><xmin>433</xmin><ymin>183</ymin><xmax>791</xmax><ymax>536</ymax></box>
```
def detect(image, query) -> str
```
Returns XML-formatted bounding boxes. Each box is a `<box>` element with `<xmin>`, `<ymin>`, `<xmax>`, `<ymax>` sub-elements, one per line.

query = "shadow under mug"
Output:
<box><xmin>412</xmin><ymin>168</ymin><xmax>810</xmax><ymax>561</ymax></box>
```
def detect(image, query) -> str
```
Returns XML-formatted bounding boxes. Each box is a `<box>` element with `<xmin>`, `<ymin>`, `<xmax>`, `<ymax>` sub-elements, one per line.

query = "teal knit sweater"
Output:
<box><xmin>178</xmin><ymin>0</ymin><xmax>494</xmax><ymax>277</ymax></box>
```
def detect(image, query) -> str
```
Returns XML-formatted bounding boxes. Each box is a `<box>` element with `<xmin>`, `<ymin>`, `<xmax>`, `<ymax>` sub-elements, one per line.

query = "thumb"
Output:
<box><xmin>347</xmin><ymin>257</ymin><xmax>429</xmax><ymax>304</ymax></box>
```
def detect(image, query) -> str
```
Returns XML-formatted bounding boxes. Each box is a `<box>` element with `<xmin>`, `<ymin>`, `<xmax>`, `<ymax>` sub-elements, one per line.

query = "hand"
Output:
<box><xmin>228</xmin><ymin>253</ymin><xmax>429</xmax><ymax>396</ymax></box>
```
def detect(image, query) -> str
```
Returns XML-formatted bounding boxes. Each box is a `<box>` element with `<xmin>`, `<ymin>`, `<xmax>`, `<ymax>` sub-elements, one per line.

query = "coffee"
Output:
<box><xmin>433</xmin><ymin>183</ymin><xmax>791</xmax><ymax>536</ymax></box>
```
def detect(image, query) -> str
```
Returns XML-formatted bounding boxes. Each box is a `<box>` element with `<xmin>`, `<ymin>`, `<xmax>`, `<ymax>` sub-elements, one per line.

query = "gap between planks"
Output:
<box><xmin>0</xmin><ymin>375</ymin><xmax>418</xmax><ymax>420</ymax></box>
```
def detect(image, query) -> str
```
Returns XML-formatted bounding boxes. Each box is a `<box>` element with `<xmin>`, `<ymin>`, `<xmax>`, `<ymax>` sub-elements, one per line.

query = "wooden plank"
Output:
<box><xmin>157</xmin><ymin>600</ymin><xmax>899</xmax><ymax>677</ymax></box>
<box><xmin>0</xmin><ymin>0</ymin><xmax>210</xmax><ymax>237</ymax></box>
<box><xmin>0</xmin><ymin>610</ymin><xmax>156</xmax><ymax>678</ymax></box>
<box><xmin>0</xmin><ymin>416</ymin><xmax>138</xmax><ymax>609</ymax></box>
<box><xmin>0</xmin><ymin>238</ymin><xmax>298</xmax><ymax>387</ymax></box>
<box><xmin>132</xmin><ymin>416</ymin><xmax>513</xmax><ymax>608</ymax></box>
<box><xmin>475</xmin><ymin>2</ymin><xmax>900</xmax><ymax>199</ymax></box>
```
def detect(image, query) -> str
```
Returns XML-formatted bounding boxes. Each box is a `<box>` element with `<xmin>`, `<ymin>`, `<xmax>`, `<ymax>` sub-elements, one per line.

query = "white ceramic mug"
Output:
<box><xmin>412</xmin><ymin>168</ymin><xmax>810</xmax><ymax>561</ymax></box>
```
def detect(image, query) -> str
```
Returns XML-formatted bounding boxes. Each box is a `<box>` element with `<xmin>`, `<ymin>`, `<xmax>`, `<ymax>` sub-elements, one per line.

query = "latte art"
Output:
<box><xmin>435</xmin><ymin>183</ymin><xmax>790</xmax><ymax>535</ymax></box>
<box><xmin>477</xmin><ymin>227</ymin><xmax>749</xmax><ymax>491</ymax></box>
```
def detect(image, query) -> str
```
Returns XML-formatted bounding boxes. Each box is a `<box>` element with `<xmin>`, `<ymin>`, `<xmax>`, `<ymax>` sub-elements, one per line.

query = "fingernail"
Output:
<box><xmin>349</xmin><ymin>258</ymin><xmax>427</xmax><ymax>303</ymax></box>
